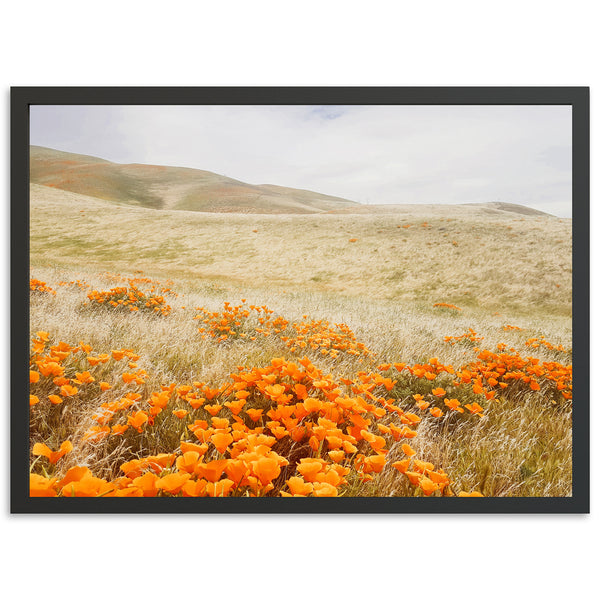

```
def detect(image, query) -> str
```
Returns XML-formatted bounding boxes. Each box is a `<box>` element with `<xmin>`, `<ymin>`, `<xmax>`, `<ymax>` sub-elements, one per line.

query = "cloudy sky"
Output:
<box><xmin>30</xmin><ymin>104</ymin><xmax>572</xmax><ymax>217</ymax></box>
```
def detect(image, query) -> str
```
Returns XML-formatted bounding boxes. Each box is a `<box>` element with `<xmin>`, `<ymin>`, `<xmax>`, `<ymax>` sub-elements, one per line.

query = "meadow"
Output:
<box><xmin>29</xmin><ymin>183</ymin><xmax>573</xmax><ymax>498</ymax></box>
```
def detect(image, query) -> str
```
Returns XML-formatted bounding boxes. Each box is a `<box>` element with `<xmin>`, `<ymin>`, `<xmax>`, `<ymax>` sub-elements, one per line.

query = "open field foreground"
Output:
<box><xmin>29</xmin><ymin>184</ymin><xmax>573</xmax><ymax>498</ymax></box>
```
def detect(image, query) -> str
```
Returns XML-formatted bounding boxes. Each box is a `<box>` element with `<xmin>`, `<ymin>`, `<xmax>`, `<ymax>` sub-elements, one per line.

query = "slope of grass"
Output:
<box><xmin>30</xmin><ymin>146</ymin><xmax>359</xmax><ymax>213</ymax></box>
<box><xmin>30</xmin><ymin>183</ymin><xmax>572</xmax><ymax>317</ymax></box>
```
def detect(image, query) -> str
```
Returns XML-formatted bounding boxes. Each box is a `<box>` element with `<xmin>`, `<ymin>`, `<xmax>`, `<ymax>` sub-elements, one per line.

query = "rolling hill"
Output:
<box><xmin>30</xmin><ymin>145</ymin><xmax>360</xmax><ymax>214</ymax></box>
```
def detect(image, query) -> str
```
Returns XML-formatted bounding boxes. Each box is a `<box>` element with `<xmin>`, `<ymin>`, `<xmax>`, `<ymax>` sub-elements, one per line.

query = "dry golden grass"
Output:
<box><xmin>29</xmin><ymin>183</ymin><xmax>572</xmax><ymax>497</ymax></box>
<box><xmin>30</xmin><ymin>184</ymin><xmax>571</xmax><ymax>316</ymax></box>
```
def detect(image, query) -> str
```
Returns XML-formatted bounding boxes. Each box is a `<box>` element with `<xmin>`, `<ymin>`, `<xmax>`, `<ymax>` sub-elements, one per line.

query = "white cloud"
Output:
<box><xmin>30</xmin><ymin>104</ymin><xmax>572</xmax><ymax>216</ymax></box>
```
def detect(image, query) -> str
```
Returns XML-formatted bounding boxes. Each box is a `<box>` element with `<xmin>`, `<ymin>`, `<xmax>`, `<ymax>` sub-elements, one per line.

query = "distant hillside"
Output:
<box><xmin>30</xmin><ymin>146</ymin><xmax>359</xmax><ymax>214</ymax></box>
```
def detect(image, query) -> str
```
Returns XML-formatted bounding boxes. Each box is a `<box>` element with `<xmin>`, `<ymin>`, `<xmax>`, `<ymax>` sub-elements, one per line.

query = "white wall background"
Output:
<box><xmin>1</xmin><ymin>2</ymin><xmax>596</xmax><ymax>598</ymax></box>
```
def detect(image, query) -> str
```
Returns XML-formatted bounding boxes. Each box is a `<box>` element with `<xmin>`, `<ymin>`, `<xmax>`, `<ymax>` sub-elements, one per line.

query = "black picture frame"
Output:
<box><xmin>12</xmin><ymin>86</ymin><xmax>590</xmax><ymax>514</ymax></box>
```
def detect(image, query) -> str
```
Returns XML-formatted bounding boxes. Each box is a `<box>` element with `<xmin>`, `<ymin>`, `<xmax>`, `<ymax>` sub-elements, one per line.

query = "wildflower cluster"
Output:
<box><xmin>195</xmin><ymin>302</ymin><xmax>373</xmax><ymax>361</ymax></box>
<box><xmin>85</xmin><ymin>284</ymin><xmax>171</xmax><ymax>315</ymax></box>
<box><xmin>30</xmin><ymin>278</ymin><xmax>56</xmax><ymax>295</ymax></box>
<box><xmin>525</xmin><ymin>336</ymin><xmax>570</xmax><ymax>354</ymax></box>
<box><xmin>194</xmin><ymin>301</ymin><xmax>288</xmax><ymax>342</ymax></box>
<box><xmin>30</xmin><ymin>335</ymin><xmax>459</xmax><ymax>498</ymax></box>
<box><xmin>281</xmin><ymin>317</ymin><xmax>373</xmax><ymax>360</ymax></box>
<box><xmin>443</xmin><ymin>328</ymin><xmax>484</xmax><ymax>346</ymax></box>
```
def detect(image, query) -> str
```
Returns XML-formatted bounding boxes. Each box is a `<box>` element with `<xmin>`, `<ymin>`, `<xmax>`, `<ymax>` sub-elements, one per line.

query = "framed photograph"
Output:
<box><xmin>12</xmin><ymin>87</ymin><xmax>589</xmax><ymax>513</ymax></box>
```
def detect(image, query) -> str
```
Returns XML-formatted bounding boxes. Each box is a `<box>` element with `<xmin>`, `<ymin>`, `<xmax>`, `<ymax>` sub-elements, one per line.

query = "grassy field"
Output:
<box><xmin>29</xmin><ymin>182</ymin><xmax>573</xmax><ymax>498</ymax></box>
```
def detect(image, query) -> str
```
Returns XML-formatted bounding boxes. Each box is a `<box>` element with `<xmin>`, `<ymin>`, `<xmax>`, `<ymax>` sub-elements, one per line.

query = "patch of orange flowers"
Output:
<box><xmin>85</xmin><ymin>284</ymin><xmax>171</xmax><ymax>316</ymax></box>
<box><xmin>195</xmin><ymin>301</ymin><xmax>288</xmax><ymax>342</ymax></box>
<box><xmin>30</xmin><ymin>335</ymin><xmax>459</xmax><ymax>498</ymax></box>
<box><xmin>30</xmin><ymin>278</ymin><xmax>56</xmax><ymax>295</ymax></box>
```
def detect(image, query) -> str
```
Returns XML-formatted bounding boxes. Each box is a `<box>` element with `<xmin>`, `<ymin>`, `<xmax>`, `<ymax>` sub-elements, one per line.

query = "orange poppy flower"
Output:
<box><xmin>286</xmin><ymin>476</ymin><xmax>313</xmax><ymax>496</ymax></box>
<box><xmin>458</xmin><ymin>491</ymin><xmax>484</xmax><ymax>497</ymax></box>
<box><xmin>464</xmin><ymin>402</ymin><xmax>484</xmax><ymax>415</ymax></box>
<box><xmin>30</xmin><ymin>370</ymin><xmax>40</xmax><ymax>384</ymax></box>
<box><xmin>30</xmin><ymin>473</ymin><xmax>57</xmax><ymax>497</ymax></box>
<box><xmin>155</xmin><ymin>472</ymin><xmax>191</xmax><ymax>495</ymax></box>
<box><xmin>59</xmin><ymin>384</ymin><xmax>79</xmax><ymax>397</ymax></box>
<box><xmin>211</xmin><ymin>431</ymin><xmax>234</xmax><ymax>454</ymax></box>
<box><xmin>61</xmin><ymin>476</ymin><xmax>114</xmax><ymax>497</ymax></box>
<box><xmin>32</xmin><ymin>440</ymin><xmax>73</xmax><ymax>464</ymax></box>
<box><xmin>120</xmin><ymin>372</ymin><xmax>136</xmax><ymax>384</ymax></box>
<box><xmin>296</xmin><ymin>458</ymin><xmax>324</xmax><ymax>482</ymax></box>
<box><xmin>224</xmin><ymin>399</ymin><xmax>246</xmax><ymax>415</ymax></box>
<box><xmin>30</xmin><ymin>394</ymin><xmax>40</xmax><ymax>406</ymax></box>
<box><xmin>224</xmin><ymin>459</ymin><xmax>248</xmax><ymax>485</ymax></box>
<box><xmin>252</xmin><ymin>456</ymin><xmax>281</xmax><ymax>486</ymax></box>
<box><xmin>312</xmin><ymin>481</ymin><xmax>338</xmax><ymax>496</ymax></box>
<box><xmin>211</xmin><ymin>416</ymin><xmax>230</xmax><ymax>430</ymax></box>
<box><xmin>204</xmin><ymin>404</ymin><xmax>223</xmax><ymax>417</ymax></box>
<box><xmin>127</xmin><ymin>411</ymin><xmax>149</xmax><ymax>432</ymax></box>
<box><xmin>183</xmin><ymin>395</ymin><xmax>202</xmax><ymax>409</ymax></box>
<box><xmin>99</xmin><ymin>382</ymin><xmax>111</xmax><ymax>391</ymax></box>
<box><xmin>73</xmin><ymin>371</ymin><xmax>95</xmax><ymax>384</ymax></box>
<box><xmin>132</xmin><ymin>472</ymin><xmax>159</xmax><ymax>497</ymax></box>
<box><xmin>172</xmin><ymin>409</ymin><xmax>188</xmax><ymax>419</ymax></box>
<box><xmin>415</xmin><ymin>399</ymin><xmax>430</xmax><ymax>411</ymax></box>
<box><xmin>112</xmin><ymin>425</ymin><xmax>129</xmax><ymax>435</ymax></box>
<box><xmin>391</xmin><ymin>458</ymin><xmax>411</xmax><ymax>474</ymax></box>
<box><xmin>444</xmin><ymin>398</ymin><xmax>464</xmax><ymax>413</ymax></box>
<box><xmin>246</xmin><ymin>408</ymin><xmax>264</xmax><ymax>422</ymax></box>
<box><xmin>180</xmin><ymin>441</ymin><xmax>209</xmax><ymax>456</ymax></box>
<box><xmin>205</xmin><ymin>479</ymin><xmax>236</xmax><ymax>497</ymax></box>
<box><xmin>182</xmin><ymin>479</ymin><xmax>208</xmax><ymax>497</ymax></box>
<box><xmin>401</xmin><ymin>444</ymin><xmax>416</xmax><ymax>457</ymax></box>
<box><xmin>176</xmin><ymin>451</ymin><xmax>201</xmax><ymax>473</ymax></box>
<box><xmin>429</xmin><ymin>407</ymin><xmax>443</xmax><ymax>418</ymax></box>
<box><xmin>431</xmin><ymin>387</ymin><xmax>446</xmax><ymax>397</ymax></box>
<box><xmin>196</xmin><ymin>459</ymin><xmax>228</xmax><ymax>483</ymax></box>
<box><xmin>405</xmin><ymin>471</ymin><xmax>422</xmax><ymax>486</ymax></box>
<box><xmin>419</xmin><ymin>476</ymin><xmax>439</xmax><ymax>496</ymax></box>
<box><xmin>328</xmin><ymin>450</ymin><xmax>345</xmax><ymax>463</ymax></box>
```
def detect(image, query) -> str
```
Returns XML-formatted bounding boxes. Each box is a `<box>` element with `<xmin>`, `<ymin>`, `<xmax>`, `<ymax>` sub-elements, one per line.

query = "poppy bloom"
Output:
<box><xmin>204</xmin><ymin>404</ymin><xmax>223</xmax><ymax>417</ymax></box>
<box><xmin>444</xmin><ymin>398</ymin><xmax>464</xmax><ymax>413</ymax></box>
<box><xmin>172</xmin><ymin>409</ymin><xmax>188</xmax><ymax>419</ymax></box>
<box><xmin>312</xmin><ymin>482</ymin><xmax>338</xmax><ymax>496</ymax></box>
<box><xmin>211</xmin><ymin>431</ymin><xmax>234</xmax><ymax>454</ymax></box>
<box><xmin>127</xmin><ymin>411</ymin><xmax>149</xmax><ymax>432</ymax></box>
<box><xmin>246</xmin><ymin>409</ymin><xmax>264</xmax><ymax>422</ymax></box>
<box><xmin>431</xmin><ymin>387</ymin><xmax>446</xmax><ymax>397</ymax></box>
<box><xmin>419</xmin><ymin>476</ymin><xmax>439</xmax><ymax>496</ymax></box>
<box><xmin>464</xmin><ymin>402</ymin><xmax>484</xmax><ymax>415</ymax></box>
<box><xmin>32</xmin><ymin>440</ymin><xmax>73</xmax><ymax>464</ymax></box>
<box><xmin>429</xmin><ymin>407</ymin><xmax>443</xmax><ymax>418</ymax></box>
<box><xmin>196</xmin><ymin>459</ymin><xmax>228</xmax><ymax>483</ymax></box>
<box><xmin>252</xmin><ymin>456</ymin><xmax>281</xmax><ymax>486</ymax></box>
<box><xmin>30</xmin><ymin>474</ymin><xmax>57</xmax><ymax>497</ymax></box>
<box><xmin>155</xmin><ymin>472</ymin><xmax>191</xmax><ymax>495</ymax></box>
<box><xmin>205</xmin><ymin>479</ymin><xmax>236</xmax><ymax>497</ymax></box>
<box><xmin>180</xmin><ymin>441</ymin><xmax>209</xmax><ymax>456</ymax></box>
<box><xmin>286</xmin><ymin>476</ymin><xmax>313</xmax><ymax>496</ymax></box>
<box><xmin>401</xmin><ymin>444</ymin><xmax>416</xmax><ymax>457</ymax></box>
